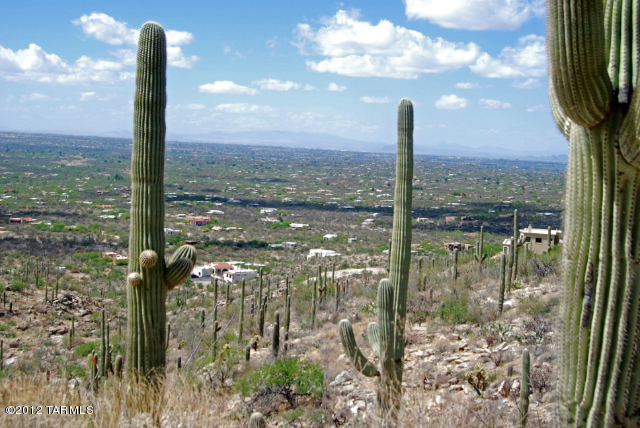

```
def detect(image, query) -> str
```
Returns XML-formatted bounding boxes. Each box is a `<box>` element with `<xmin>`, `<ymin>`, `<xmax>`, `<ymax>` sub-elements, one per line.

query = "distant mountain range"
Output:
<box><xmin>2</xmin><ymin>127</ymin><xmax>568</xmax><ymax>163</ymax></box>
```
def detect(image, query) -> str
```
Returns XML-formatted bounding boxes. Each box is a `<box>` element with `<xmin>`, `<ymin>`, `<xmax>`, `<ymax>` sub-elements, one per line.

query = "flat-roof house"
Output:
<box><xmin>282</xmin><ymin>242</ymin><xmax>297</xmax><ymax>249</ymax></box>
<box><xmin>504</xmin><ymin>225</ymin><xmax>562</xmax><ymax>255</ymax></box>
<box><xmin>443</xmin><ymin>242</ymin><xmax>474</xmax><ymax>251</ymax></box>
<box><xmin>189</xmin><ymin>217</ymin><xmax>211</xmax><ymax>226</ymax></box>
<box><xmin>307</xmin><ymin>249</ymin><xmax>341</xmax><ymax>260</ymax></box>
<box><xmin>323</xmin><ymin>233</ymin><xmax>338</xmax><ymax>240</ymax></box>
<box><xmin>223</xmin><ymin>267</ymin><xmax>258</xmax><ymax>284</ymax></box>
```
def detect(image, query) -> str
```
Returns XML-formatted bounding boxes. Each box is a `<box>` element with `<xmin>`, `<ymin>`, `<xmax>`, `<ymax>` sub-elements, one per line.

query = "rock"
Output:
<box><xmin>449</xmin><ymin>377</ymin><xmax>459</xmax><ymax>385</ymax></box>
<box><xmin>498</xmin><ymin>380</ymin><xmax>511</xmax><ymax>397</ymax></box>
<box><xmin>330</xmin><ymin>370</ymin><xmax>353</xmax><ymax>387</ymax></box>
<box><xmin>450</xmin><ymin>333</ymin><xmax>462</xmax><ymax>340</ymax></box>
<box><xmin>449</xmin><ymin>384</ymin><xmax>463</xmax><ymax>391</ymax></box>
<box><xmin>17</xmin><ymin>323</ymin><xmax>28</xmax><ymax>331</ymax></box>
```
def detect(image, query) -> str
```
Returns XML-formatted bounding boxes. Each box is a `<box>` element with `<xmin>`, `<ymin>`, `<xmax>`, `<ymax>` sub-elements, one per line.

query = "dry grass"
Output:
<box><xmin>0</xmin><ymin>374</ymin><xmax>230</xmax><ymax>428</ymax></box>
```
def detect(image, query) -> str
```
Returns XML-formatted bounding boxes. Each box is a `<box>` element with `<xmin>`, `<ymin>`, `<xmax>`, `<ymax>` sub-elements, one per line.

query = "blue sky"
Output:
<box><xmin>0</xmin><ymin>0</ymin><xmax>566</xmax><ymax>154</ymax></box>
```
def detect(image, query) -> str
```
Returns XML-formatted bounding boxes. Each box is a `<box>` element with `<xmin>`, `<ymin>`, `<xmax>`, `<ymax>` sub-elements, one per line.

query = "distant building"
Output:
<box><xmin>206</xmin><ymin>210</ymin><xmax>224</xmax><ymax>215</ymax></box>
<box><xmin>260</xmin><ymin>208</ymin><xmax>278</xmax><ymax>214</ymax></box>
<box><xmin>307</xmin><ymin>249</ymin><xmax>341</xmax><ymax>260</ymax></box>
<box><xmin>223</xmin><ymin>267</ymin><xmax>258</xmax><ymax>284</ymax></box>
<box><xmin>282</xmin><ymin>242</ymin><xmax>298</xmax><ymax>249</ymax></box>
<box><xmin>260</xmin><ymin>217</ymin><xmax>278</xmax><ymax>223</ymax></box>
<box><xmin>164</xmin><ymin>228</ymin><xmax>182</xmax><ymax>235</ymax></box>
<box><xmin>348</xmin><ymin>236</ymin><xmax>358</xmax><ymax>243</ymax></box>
<box><xmin>505</xmin><ymin>225</ymin><xmax>562</xmax><ymax>255</ymax></box>
<box><xmin>323</xmin><ymin>233</ymin><xmax>338</xmax><ymax>240</ymax></box>
<box><xmin>189</xmin><ymin>217</ymin><xmax>211</xmax><ymax>226</ymax></box>
<box><xmin>102</xmin><ymin>252</ymin><xmax>128</xmax><ymax>265</ymax></box>
<box><xmin>443</xmin><ymin>242</ymin><xmax>474</xmax><ymax>251</ymax></box>
<box><xmin>290</xmin><ymin>223</ymin><xmax>309</xmax><ymax>229</ymax></box>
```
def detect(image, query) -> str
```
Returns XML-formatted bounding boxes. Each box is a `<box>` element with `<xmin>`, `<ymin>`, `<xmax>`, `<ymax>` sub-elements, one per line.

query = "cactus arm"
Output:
<box><xmin>547</xmin><ymin>0</ymin><xmax>612</xmax><ymax>127</ymax></box>
<box><xmin>367</xmin><ymin>322</ymin><xmax>381</xmax><ymax>358</ymax></box>
<box><xmin>339</xmin><ymin>320</ymin><xmax>379</xmax><ymax>377</ymax></box>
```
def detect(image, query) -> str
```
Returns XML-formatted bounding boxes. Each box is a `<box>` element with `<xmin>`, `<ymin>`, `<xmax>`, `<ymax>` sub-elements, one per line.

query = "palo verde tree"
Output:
<box><xmin>126</xmin><ymin>22</ymin><xmax>196</xmax><ymax>377</ymax></box>
<box><xmin>338</xmin><ymin>98</ymin><xmax>413</xmax><ymax>418</ymax></box>
<box><xmin>548</xmin><ymin>0</ymin><xmax>640</xmax><ymax>425</ymax></box>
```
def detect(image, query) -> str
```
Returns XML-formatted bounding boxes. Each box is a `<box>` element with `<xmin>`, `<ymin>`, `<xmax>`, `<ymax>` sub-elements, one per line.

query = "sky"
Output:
<box><xmin>0</xmin><ymin>0</ymin><xmax>566</xmax><ymax>155</ymax></box>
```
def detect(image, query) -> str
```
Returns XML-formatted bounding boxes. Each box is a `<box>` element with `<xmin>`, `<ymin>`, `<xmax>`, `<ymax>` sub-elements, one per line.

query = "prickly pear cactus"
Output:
<box><xmin>126</xmin><ymin>22</ymin><xmax>196</xmax><ymax>378</ymax></box>
<box><xmin>548</xmin><ymin>0</ymin><xmax>640</xmax><ymax>425</ymax></box>
<box><xmin>339</xmin><ymin>98</ymin><xmax>413</xmax><ymax>417</ymax></box>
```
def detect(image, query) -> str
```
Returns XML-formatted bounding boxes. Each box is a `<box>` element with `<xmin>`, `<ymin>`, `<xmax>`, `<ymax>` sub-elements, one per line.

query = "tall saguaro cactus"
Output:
<box><xmin>126</xmin><ymin>22</ymin><xmax>196</xmax><ymax>378</ymax></box>
<box><xmin>548</xmin><ymin>1</ymin><xmax>640</xmax><ymax>425</ymax></box>
<box><xmin>339</xmin><ymin>98</ymin><xmax>413</xmax><ymax>416</ymax></box>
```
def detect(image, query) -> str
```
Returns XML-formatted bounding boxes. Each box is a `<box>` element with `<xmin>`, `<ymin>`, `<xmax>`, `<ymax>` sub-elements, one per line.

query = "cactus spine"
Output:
<box><xmin>238</xmin><ymin>280</ymin><xmax>245</xmax><ymax>342</ymax></box>
<box><xmin>272</xmin><ymin>311</ymin><xmax>280</xmax><ymax>358</ymax></box>
<box><xmin>126</xmin><ymin>22</ymin><xmax>196</xmax><ymax>378</ymax></box>
<box><xmin>475</xmin><ymin>226</ymin><xmax>487</xmax><ymax>272</ymax></box>
<box><xmin>499</xmin><ymin>253</ymin><xmax>506</xmax><ymax>314</ymax></box>
<box><xmin>547</xmin><ymin>0</ymin><xmax>640</xmax><ymax>424</ymax></box>
<box><xmin>339</xmin><ymin>98</ymin><xmax>413</xmax><ymax>416</ymax></box>
<box><xmin>520</xmin><ymin>348</ymin><xmax>530</xmax><ymax>427</ymax></box>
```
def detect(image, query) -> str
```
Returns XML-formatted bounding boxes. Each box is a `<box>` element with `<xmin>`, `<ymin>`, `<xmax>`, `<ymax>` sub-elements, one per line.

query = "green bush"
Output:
<box><xmin>440</xmin><ymin>297</ymin><xmax>469</xmax><ymax>325</ymax></box>
<box><xmin>75</xmin><ymin>341</ymin><xmax>99</xmax><ymax>357</ymax></box>
<box><xmin>11</xmin><ymin>281</ymin><xmax>29</xmax><ymax>292</ymax></box>
<box><xmin>237</xmin><ymin>356</ymin><xmax>324</xmax><ymax>399</ymax></box>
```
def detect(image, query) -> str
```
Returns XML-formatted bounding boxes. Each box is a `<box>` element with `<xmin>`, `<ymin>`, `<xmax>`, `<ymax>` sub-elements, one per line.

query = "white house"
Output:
<box><xmin>223</xmin><ymin>267</ymin><xmax>259</xmax><ymax>284</ymax></box>
<box><xmin>207</xmin><ymin>210</ymin><xmax>224</xmax><ymax>215</ymax></box>
<box><xmin>283</xmin><ymin>241</ymin><xmax>298</xmax><ymax>249</ymax></box>
<box><xmin>307</xmin><ymin>249</ymin><xmax>341</xmax><ymax>260</ymax></box>
<box><xmin>164</xmin><ymin>228</ymin><xmax>182</xmax><ymax>235</ymax></box>
<box><xmin>290</xmin><ymin>223</ymin><xmax>309</xmax><ymax>229</ymax></box>
<box><xmin>323</xmin><ymin>234</ymin><xmax>338</xmax><ymax>240</ymax></box>
<box><xmin>260</xmin><ymin>208</ymin><xmax>278</xmax><ymax>214</ymax></box>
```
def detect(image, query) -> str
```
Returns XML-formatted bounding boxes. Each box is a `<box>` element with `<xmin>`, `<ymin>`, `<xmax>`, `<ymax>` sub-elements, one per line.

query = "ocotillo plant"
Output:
<box><xmin>238</xmin><ymin>280</ymin><xmax>245</xmax><ymax>342</ymax></box>
<box><xmin>547</xmin><ymin>1</ymin><xmax>640</xmax><ymax>416</ymax></box>
<box><xmin>272</xmin><ymin>311</ymin><xmax>280</xmax><ymax>358</ymax></box>
<box><xmin>126</xmin><ymin>22</ymin><xmax>196</xmax><ymax>378</ymax></box>
<box><xmin>339</xmin><ymin>98</ymin><xmax>413</xmax><ymax>416</ymax></box>
<box><xmin>474</xmin><ymin>226</ymin><xmax>487</xmax><ymax>273</ymax></box>
<box><xmin>499</xmin><ymin>253</ymin><xmax>506</xmax><ymax>314</ymax></box>
<box><xmin>520</xmin><ymin>348</ymin><xmax>530</xmax><ymax>427</ymax></box>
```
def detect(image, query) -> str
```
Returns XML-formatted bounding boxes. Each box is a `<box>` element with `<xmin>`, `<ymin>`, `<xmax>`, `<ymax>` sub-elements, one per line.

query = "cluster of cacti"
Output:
<box><xmin>498</xmin><ymin>253</ymin><xmax>506</xmax><ymax>314</ymax></box>
<box><xmin>520</xmin><ymin>348</ymin><xmax>530</xmax><ymax>427</ymax></box>
<box><xmin>474</xmin><ymin>226</ymin><xmax>487</xmax><ymax>272</ymax></box>
<box><xmin>125</xmin><ymin>22</ymin><xmax>196</xmax><ymax>378</ymax></box>
<box><xmin>339</xmin><ymin>99</ymin><xmax>414</xmax><ymax>416</ymax></box>
<box><xmin>272</xmin><ymin>311</ymin><xmax>280</xmax><ymax>358</ymax></box>
<box><xmin>547</xmin><ymin>0</ymin><xmax>640</xmax><ymax>423</ymax></box>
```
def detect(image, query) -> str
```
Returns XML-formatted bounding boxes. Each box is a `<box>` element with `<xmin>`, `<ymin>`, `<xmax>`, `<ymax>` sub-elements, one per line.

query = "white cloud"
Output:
<box><xmin>471</xmin><ymin>34</ymin><xmax>546</xmax><ymax>81</ymax></box>
<box><xmin>360</xmin><ymin>96</ymin><xmax>390</xmax><ymax>103</ymax></box>
<box><xmin>167</xmin><ymin>46</ymin><xmax>199</xmax><ymax>68</ymax></box>
<box><xmin>296</xmin><ymin>10</ymin><xmax>481</xmax><ymax>79</ymax></box>
<box><xmin>455</xmin><ymin>82</ymin><xmax>481</xmax><ymax>89</ymax></box>
<box><xmin>214</xmin><ymin>103</ymin><xmax>274</xmax><ymax>114</ymax></box>
<box><xmin>223</xmin><ymin>44</ymin><xmax>232</xmax><ymax>54</ymax></box>
<box><xmin>0</xmin><ymin>43</ymin><xmax>122</xmax><ymax>84</ymax></box>
<box><xmin>20</xmin><ymin>93</ymin><xmax>49</xmax><ymax>103</ymax></box>
<box><xmin>266</xmin><ymin>37</ymin><xmax>277</xmax><ymax>49</ymax></box>
<box><xmin>109</xmin><ymin>49</ymin><xmax>136</xmax><ymax>65</ymax></box>
<box><xmin>165</xmin><ymin>30</ymin><xmax>194</xmax><ymax>46</ymax></box>
<box><xmin>512</xmin><ymin>78</ymin><xmax>541</xmax><ymax>88</ymax></box>
<box><xmin>405</xmin><ymin>0</ymin><xmax>544</xmax><ymax>31</ymax></box>
<box><xmin>60</xmin><ymin>105</ymin><xmax>78</xmax><ymax>110</ymax></box>
<box><xmin>253</xmin><ymin>78</ymin><xmax>301</xmax><ymax>91</ymax></box>
<box><xmin>479</xmin><ymin>98</ymin><xmax>512</xmax><ymax>109</ymax></box>
<box><xmin>303</xmin><ymin>84</ymin><xmax>319</xmax><ymax>91</ymax></box>
<box><xmin>199</xmin><ymin>81</ymin><xmax>258</xmax><ymax>95</ymax></box>
<box><xmin>526</xmin><ymin>104</ymin><xmax>545</xmax><ymax>112</ymax></box>
<box><xmin>435</xmin><ymin>94</ymin><xmax>469</xmax><ymax>109</ymax></box>
<box><xmin>80</xmin><ymin>91</ymin><xmax>96</xmax><ymax>101</ymax></box>
<box><xmin>119</xmin><ymin>71</ymin><xmax>134</xmax><ymax>81</ymax></box>
<box><xmin>175</xmin><ymin>103</ymin><xmax>206</xmax><ymax>110</ymax></box>
<box><xmin>73</xmin><ymin>13</ymin><xmax>198</xmax><ymax>68</ymax></box>
<box><xmin>72</xmin><ymin>13</ymin><xmax>138</xmax><ymax>45</ymax></box>
<box><xmin>327</xmin><ymin>82</ymin><xmax>347</xmax><ymax>91</ymax></box>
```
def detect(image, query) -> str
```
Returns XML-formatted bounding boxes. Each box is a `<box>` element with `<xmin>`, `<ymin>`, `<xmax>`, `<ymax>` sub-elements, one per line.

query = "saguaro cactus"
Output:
<box><xmin>512</xmin><ymin>210</ymin><xmax>525</xmax><ymax>280</ymax></box>
<box><xmin>272</xmin><ymin>311</ymin><xmax>280</xmax><ymax>358</ymax></box>
<box><xmin>452</xmin><ymin>248</ymin><xmax>459</xmax><ymax>281</ymax></box>
<box><xmin>548</xmin><ymin>0</ymin><xmax>640</xmax><ymax>424</ymax></box>
<box><xmin>339</xmin><ymin>98</ymin><xmax>413</xmax><ymax>416</ymax></box>
<box><xmin>475</xmin><ymin>226</ymin><xmax>487</xmax><ymax>273</ymax></box>
<box><xmin>520</xmin><ymin>348</ymin><xmax>530</xmax><ymax>427</ymax></box>
<box><xmin>238</xmin><ymin>280</ymin><xmax>245</xmax><ymax>342</ymax></box>
<box><xmin>499</xmin><ymin>253</ymin><xmax>506</xmax><ymax>314</ymax></box>
<box><xmin>126</xmin><ymin>22</ymin><xmax>196</xmax><ymax>378</ymax></box>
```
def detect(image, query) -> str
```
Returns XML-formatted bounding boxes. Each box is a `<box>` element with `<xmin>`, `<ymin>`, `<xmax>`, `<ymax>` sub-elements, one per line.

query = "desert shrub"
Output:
<box><xmin>407</xmin><ymin>295</ymin><xmax>430</xmax><ymax>325</ymax></box>
<box><xmin>237</xmin><ymin>356</ymin><xmax>324</xmax><ymax>414</ymax></box>
<box><xmin>75</xmin><ymin>341</ymin><xmax>99</xmax><ymax>357</ymax></box>
<box><xmin>465</xmin><ymin>363</ymin><xmax>489</xmax><ymax>396</ymax></box>
<box><xmin>10</xmin><ymin>281</ymin><xmax>29</xmax><ymax>292</ymax></box>
<box><xmin>518</xmin><ymin>295</ymin><xmax>558</xmax><ymax>318</ymax></box>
